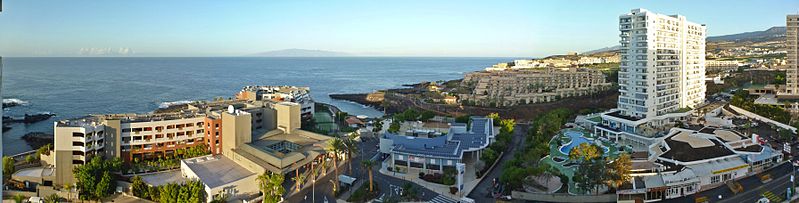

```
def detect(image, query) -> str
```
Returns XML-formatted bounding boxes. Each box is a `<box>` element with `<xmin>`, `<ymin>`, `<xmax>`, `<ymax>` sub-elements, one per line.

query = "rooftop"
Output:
<box><xmin>660</xmin><ymin>130</ymin><xmax>736</xmax><ymax>162</ymax></box>
<box><xmin>141</xmin><ymin>171</ymin><xmax>187</xmax><ymax>186</ymax></box>
<box><xmin>605</xmin><ymin>110</ymin><xmax>643</xmax><ymax>121</ymax></box>
<box><xmin>384</xmin><ymin>117</ymin><xmax>492</xmax><ymax>158</ymax></box>
<box><xmin>181</xmin><ymin>156</ymin><xmax>257</xmax><ymax>188</ymax></box>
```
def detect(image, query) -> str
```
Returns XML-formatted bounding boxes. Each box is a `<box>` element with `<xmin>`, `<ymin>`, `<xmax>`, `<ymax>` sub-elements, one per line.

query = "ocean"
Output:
<box><xmin>1</xmin><ymin>57</ymin><xmax>511</xmax><ymax>155</ymax></box>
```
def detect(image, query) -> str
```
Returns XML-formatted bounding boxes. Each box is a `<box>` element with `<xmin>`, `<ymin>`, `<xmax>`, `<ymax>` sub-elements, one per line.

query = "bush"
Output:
<box><xmin>347</xmin><ymin>183</ymin><xmax>381</xmax><ymax>203</ymax></box>
<box><xmin>449</xmin><ymin>187</ymin><xmax>458</xmax><ymax>194</ymax></box>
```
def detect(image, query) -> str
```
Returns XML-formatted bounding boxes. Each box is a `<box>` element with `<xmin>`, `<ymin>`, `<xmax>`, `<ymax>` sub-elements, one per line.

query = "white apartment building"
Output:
<box><xmin>618</xmin><ymin>8</ymin><xmax>706</xmax><ymax>119</ymax></box>
<box><xmin>784</xmin><ymin>15</ymin><xmax>799</xmax><ymax>96</ymax></box>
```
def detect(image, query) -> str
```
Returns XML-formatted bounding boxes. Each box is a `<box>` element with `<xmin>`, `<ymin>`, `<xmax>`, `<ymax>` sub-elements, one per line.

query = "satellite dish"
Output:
<box><xmin>228</xmin><ymin>105</ymin><xmax>235</xmax><ymax>114</ymax></box>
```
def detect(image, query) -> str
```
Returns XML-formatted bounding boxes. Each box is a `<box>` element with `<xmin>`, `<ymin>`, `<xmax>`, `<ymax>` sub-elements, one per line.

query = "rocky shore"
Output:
<box><xmin>328</xmin><ymin>78</ymin><xmax>618</xmax><ymax>121</ymax></box>
<box><xmin>3</xmin><ymin>113</ymin><xmax>56</xmax><ymax>124</ymax></box>
<box><xmin>21</xmin><ymin>132</ymin><xmax>54</xmax><ymax>150</ymax></box>
<box><xmin>329</xmin><ymin>93</ymin><xmax>383</xmax><ymax>110</ymax></box>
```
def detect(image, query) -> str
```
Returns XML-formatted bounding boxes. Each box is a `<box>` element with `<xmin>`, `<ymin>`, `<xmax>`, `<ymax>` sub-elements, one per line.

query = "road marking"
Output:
<box><xmin>719</xmin><ymin>172</ymin><xmax>791</xmax><ymax>203</ymax></box>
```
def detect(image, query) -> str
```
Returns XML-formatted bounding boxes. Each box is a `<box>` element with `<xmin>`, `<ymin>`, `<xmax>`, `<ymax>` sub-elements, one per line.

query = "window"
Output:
<box><xmin>710</xmin><ymin>175</ymin><xmax>720</xmax><ymax>184</ymax></box>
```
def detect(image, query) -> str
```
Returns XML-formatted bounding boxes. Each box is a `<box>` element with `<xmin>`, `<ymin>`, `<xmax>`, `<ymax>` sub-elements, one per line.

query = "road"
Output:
<box><xmin>663</xmin><ymin>162</ymin><xmax>793</xmax><ymax>203</ymax></box>
<box><xmin>467</xmin><ymin>124</ymin><xmax>529</xmax><ymax>202</ymax></box>
<box><xmin>285</xmin><ymin>135</ymin><xmax>438</xmax><ymax>202</ymax></box>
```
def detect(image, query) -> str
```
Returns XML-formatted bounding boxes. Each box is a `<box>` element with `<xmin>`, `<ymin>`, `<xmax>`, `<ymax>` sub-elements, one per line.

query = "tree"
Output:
<box><xmin>455</xmin><ymin>114</ymin><xmax>471</xmax><ymax>123</ymax></box>
<box><xmin>257</xmin><ymin>172</ymin><xmax>285</xmax><ymax>203</ymax></box>
<box><xmin>361</xmin><ymin>160</ymin><xmax>375</xmax><ymax>192</ymax></box>
<box><xmin>605</xmin><ymin>153</ymin><xmax>632</xmax><ymax>189</ymax></box>
<box><xmin>43</xmin><ymin>194</ymin><xmax>60</xmax><ymax>203</ymax></box>
<box><xmin>74</xmin><ymin>156</ymin><xmax>122</xmax><ymax>200</ymax></box>
<box><xmin>573</xmin><ymin>158</ymin><xmax>607</xmax><ymax>194</ymax></box>
<box><xmin>325</xmin><ymin>138</ymin><xmax>345</xmax><ymax>193</ymax></box>
<box><xmin>37</xmin><ymin>144</ymin><xmax>52</xmax><ymax>156</ymax></box>
<box><xmin>388</xmin><ymin>120</ymin><xmax>400</xmax><ymax>133</ymax></box>
<box><xmin>64</xmin><ymin>184</ymin><xmax>73</xmax><ymax>201</ymax></box>
<box><xmin>373</xmin><ymin>119</ymin><xmax>383</xmax><ymax>133</ymax></box>
<box><xmin>26</xmin><ymin>154</ymin><xmax>37</xmax><ymax>164</ymax></box>
<box><xmin>568</xmin><ymin>143</ymin><xmax>602</xmax><ymax>161</ymax></box>
<box><xmin>95</xmin><ymin>172</ymin><xmax>114</xmax><ymax>199</ymax></box>
<box><xmin>487</xmin><ymin>113</ymin><xmax>501</xmax><ymax>125</ymax></box>
<box><xmin>13</xmin><ymin>194</ymin><xmax>25</xmax><ymax>203</ymax></box>
<box><xmin>499</xmin><ymin>119</ymin><xmax>515</xmax><ymax>134</ymax></box>
<box><xmin>419</xmin><ymin>111</ymin><xmax>436</xmax><ymax>121</ymax></box>
<box><xmin>159</xmin><ymin>183</ymin><xmax>180</xmax><ymax>203</ymax></box>
<box><xmin>3</xmin><ymin>156</ymin><xmax>15</xmax><ymax>178</ymax></box>
<box><xmin>148</xmin><ymin>186</ymin><xmax>161</xmax><ymax>201</ymax></box>
<box><xmin>131</xmin><ymin>175</ymin><xmax>150</xmax><ymax>198</ymax></box>
<box><xmin>343</xmin><ymin>136</ymin><xmax>359</xmax><ymax>175</ymax></box>
<box><xmin>480</xmin><ymin>148</ymin><xmax>498</xmax><ymax>165</ymax></box>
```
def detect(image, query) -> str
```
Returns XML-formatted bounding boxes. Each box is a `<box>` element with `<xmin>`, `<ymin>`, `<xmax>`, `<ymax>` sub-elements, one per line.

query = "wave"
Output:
<box><xmin>3</xmin><ymin>98</ymin><xmax>29</xmax><ymax>106</ymax></box>
<box><xmin>158</xmin><ymin>100</ymin><xmax>193</xmax><ymax>109</ymax></box>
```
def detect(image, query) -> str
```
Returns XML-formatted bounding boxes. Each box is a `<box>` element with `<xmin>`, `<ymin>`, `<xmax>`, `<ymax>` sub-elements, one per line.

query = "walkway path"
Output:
<box><xmin>467</xmin><ymin>124</ymin><xmax>528</xmax><ymax>202</ymax></box>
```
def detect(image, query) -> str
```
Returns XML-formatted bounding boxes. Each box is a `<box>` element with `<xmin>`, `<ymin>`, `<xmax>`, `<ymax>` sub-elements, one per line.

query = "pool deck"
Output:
<box><xmin>540</xmin><ymin>127</ymin><xmax>624</xmax><ymax>195</ymax></box>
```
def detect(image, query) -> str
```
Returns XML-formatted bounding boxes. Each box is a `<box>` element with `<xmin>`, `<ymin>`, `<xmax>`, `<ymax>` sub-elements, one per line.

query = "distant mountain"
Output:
<box><xmin>707</xmin><ymin>26</ymin><xmax>786</xmax><ymax>42</ymax></box>
<box><xmin>252</xmin><ymin>49</ymin><xmax>352</xmax><ymax>57</ymax></box>
<box><xmin>582</xmin><ymin>45</ymin><xmax>621</xmax><ymax>55</ymax></box>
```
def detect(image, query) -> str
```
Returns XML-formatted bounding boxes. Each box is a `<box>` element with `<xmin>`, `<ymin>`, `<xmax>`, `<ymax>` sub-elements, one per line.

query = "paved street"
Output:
<box><xmin>663</xmin><ymin>162</ymin><xmax>793</xmax><ymax>203</ymax></box>
<box><xmin>467</xmin><ymin>124</ymin><xmax>528</xmax><ymax>202</ymax></box>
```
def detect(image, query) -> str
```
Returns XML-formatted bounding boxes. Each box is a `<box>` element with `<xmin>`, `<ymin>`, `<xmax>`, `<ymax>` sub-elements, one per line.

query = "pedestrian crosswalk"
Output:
<box><xmin>429</xmin><ymin>195</ymin><xmax>458</xmax><ymax>203</ymax></box>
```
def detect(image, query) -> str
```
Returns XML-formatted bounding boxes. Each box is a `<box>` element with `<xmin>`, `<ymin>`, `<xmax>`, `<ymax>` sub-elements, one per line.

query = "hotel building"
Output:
<box><xmin>617</xmin><ymin>8</ymin><xmax>706</xmax><ymax>118</ymax></box>
<box><xmin>379</xmin><ymin>117</ymin><xmax>495</xmax><ymax>172</ymax></box>
<box><xmin>236</xmin><ymin>86</ymin><xmax>314</xmax><ymax>119</ymax></box>
<box><xmin>460</xmin><ymin>67</ymin><xmax>612</xmax><ymax>107</ymax></box>
<box><xmin>618</xmin><ymin>127</ymin><xmax>781</xmax><ymax>201</ymax></box>
<box><xmin>596</xmin><ymin>9</ymin><xmax>707</xmax><ymax>150</ymax></box>
<box><xmin>783</xmin><ymin>15</ymin><xmax>799</xmax><ymax>97</ymax></box>
<box><xmin>52</xmin><ymin>88</ymin><xmax>329</xmax><ymax>194</ymax></box>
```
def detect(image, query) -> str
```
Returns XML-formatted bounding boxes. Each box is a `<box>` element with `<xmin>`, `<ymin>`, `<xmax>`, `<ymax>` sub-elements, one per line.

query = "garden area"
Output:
<box><xmin>499</xmin><ymin>108</ymin><xmax>631</xmax><ymax>196</ymax></box>
<box><xmin>539</xmin><ymin>127</ymin><xmax>629</xmax><ymax>194</ymax></box>
<box><xmin>124</xmin><ymin>144</ymin><xmax>211</xmax><ymax>174</ymax></box>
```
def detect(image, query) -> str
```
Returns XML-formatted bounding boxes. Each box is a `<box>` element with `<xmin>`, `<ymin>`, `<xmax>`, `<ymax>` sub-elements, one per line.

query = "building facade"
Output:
<box><xmin>784</xmin><ymin>15</ymin><xmax>799</xmax><ymax>96</ymax></box>
<box><xmin>460</xmin><ymin>67</ymin><xmax>612</xmax><ymax>107</ymax></box>
<box><xmin>705</xmin><ymin>60</ymin><xmax>740</xmax><ymax>73</ymax></box>
<box><xmin>236</xmin><ymin>86</ymin><xmax>314</xmax><ymax>119</ymax></box>
<box><xmin>618</xmin><ymin>8</ymin><xmax>706</xmax><ymax>118</ymax></box>
<box><xmin>379</xmin><ymin>117</ymin><xmax>495</xmax><ymax>173</ymax></box>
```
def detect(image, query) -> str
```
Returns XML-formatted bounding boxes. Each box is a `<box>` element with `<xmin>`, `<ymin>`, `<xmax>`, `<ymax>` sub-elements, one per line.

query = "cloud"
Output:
<box><xmin>78</xmin><ymin>47</ymin><xmax>135</xmax><ymax>56</ymax></box>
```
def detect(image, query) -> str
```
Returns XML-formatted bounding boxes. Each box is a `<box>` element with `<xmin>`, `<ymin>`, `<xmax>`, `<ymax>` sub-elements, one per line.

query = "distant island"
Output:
<box><xmin>251</xmin><ymin>49</ymin><xmax>352</xmax><ymax>57</ymax></box>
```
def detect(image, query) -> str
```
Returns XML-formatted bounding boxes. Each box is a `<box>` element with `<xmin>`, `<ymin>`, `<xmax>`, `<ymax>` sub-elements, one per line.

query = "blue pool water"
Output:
<box><xmin>558</xmin><ymin>130</ymin><xmax>608</xmax><ymax>155</ymax></box>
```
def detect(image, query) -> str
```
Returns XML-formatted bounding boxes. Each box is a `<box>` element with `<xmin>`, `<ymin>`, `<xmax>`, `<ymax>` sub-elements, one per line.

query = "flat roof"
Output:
<box><xmin>182</xmin><ymin>156</ymin><xmax>256</xmax><ymax>188</ymax></box>
<box><xmin>386</xmin><ymin>117</ymin><xmax>492</xmax><ymax>158</ymax></box>
<box><xmin>661</xmin><ymin>131</ymin><xmax>735</xmax><ymax>162</ymax></box>
<box><xmin>141</xmin><ymin>171</ymin><xmax>186</xmax><ymax>187</ymax></box>
<box><xmin>248</xmin><ymin>129</ymin><xmax>329</xmax><ymax>158</ymax></box>
<box><xmin>606</xmin><ymin>111</ymin><xmax>643</xmax><ymax>121</ymax></box>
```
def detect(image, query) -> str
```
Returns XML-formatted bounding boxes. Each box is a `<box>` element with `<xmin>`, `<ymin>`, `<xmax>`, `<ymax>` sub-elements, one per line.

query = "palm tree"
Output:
<box><xmin>64</xmin><ymin>184</ymin><xmax>72</xmax><ymax>201</ymax></box>
<box><xmin>325</xmin><ymin>138</ymin><xmax>345</xmax><ymax>193</ymax></box>
<box><xmin>257</xmin><ymin>172</ymin><xmax>285</xmax><ymax>203</ymax></box>
<box><xmin>361</xmin><ymin>160</ymin><xmax>375</xmax><ymax>192</ymax></box>
<box><xmin>292</xmin><ymin>165</ymin><xmax>305</xmax><ymax>192</ymax></box>
<box><xmin>343</xmin><ymin>135</ymin><xmax>359</xmax><ymax>175</ymax></box>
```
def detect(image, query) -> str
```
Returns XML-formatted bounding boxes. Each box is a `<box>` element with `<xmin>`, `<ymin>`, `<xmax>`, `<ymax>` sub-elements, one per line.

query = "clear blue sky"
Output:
<box><xmin>1</xmin><ymin>0</ymin><xmax>797</xmax><ymax>57</ymax></box>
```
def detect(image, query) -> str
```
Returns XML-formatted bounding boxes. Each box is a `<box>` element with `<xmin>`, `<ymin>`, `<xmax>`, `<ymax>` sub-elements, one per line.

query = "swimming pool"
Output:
<box><xmin>558</xmin><ymin>130</ymin><xmax>609</xmax><ymax>155</ymax></box>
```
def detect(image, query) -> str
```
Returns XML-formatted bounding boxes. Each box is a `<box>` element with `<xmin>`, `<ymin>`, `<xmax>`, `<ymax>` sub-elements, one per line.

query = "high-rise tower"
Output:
<box><xmin>617</xmin><ymin>8</ymin><xmax>706</xmax><ymax>118</ymax></box>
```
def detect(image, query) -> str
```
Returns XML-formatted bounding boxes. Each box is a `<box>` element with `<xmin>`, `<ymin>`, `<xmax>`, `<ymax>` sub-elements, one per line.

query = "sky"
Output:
<box><xmin>0</xmin><ymin>0</ymin><xmax>797</xmax><ymax>57</ymax></box>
